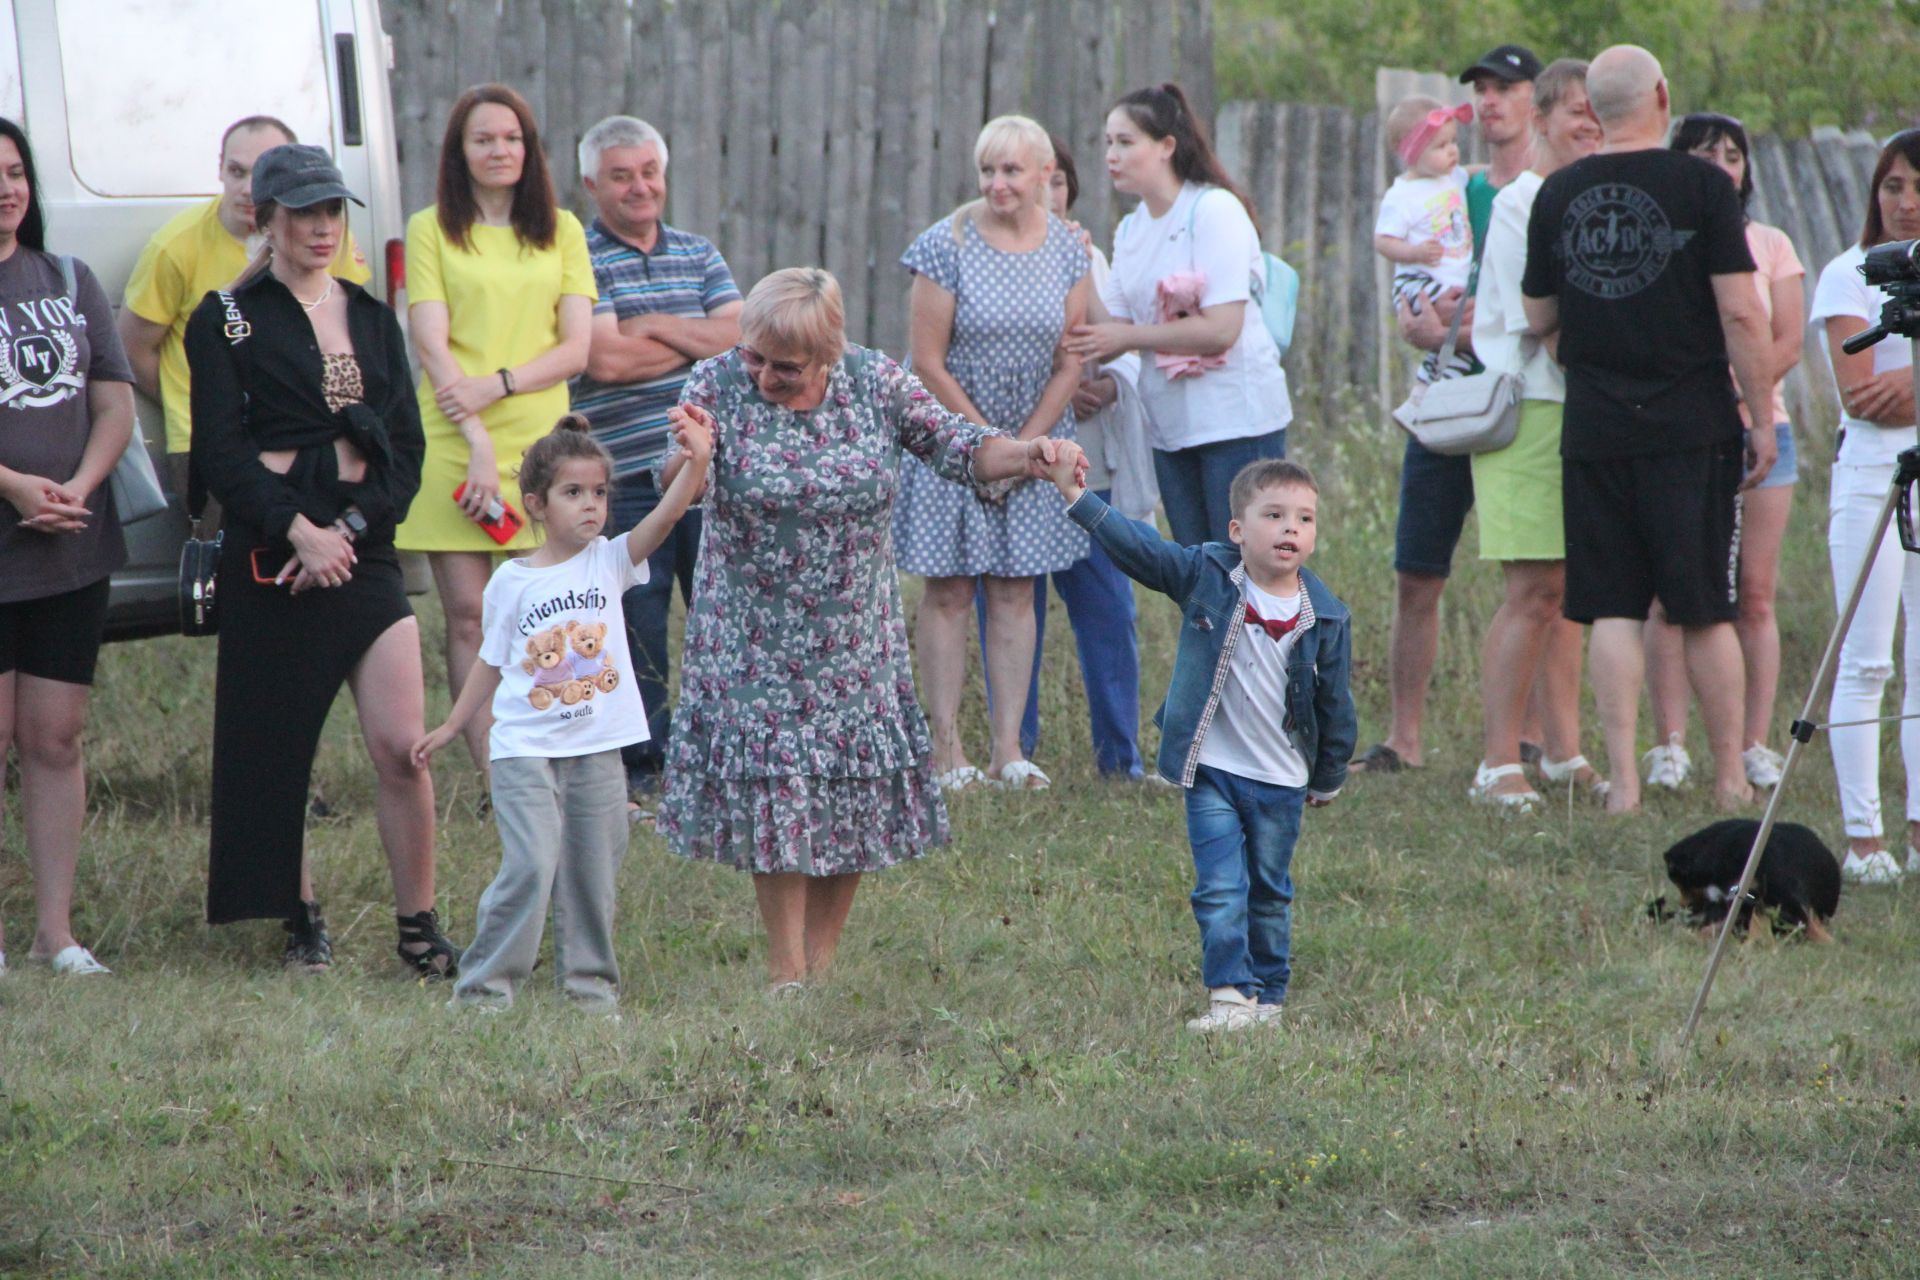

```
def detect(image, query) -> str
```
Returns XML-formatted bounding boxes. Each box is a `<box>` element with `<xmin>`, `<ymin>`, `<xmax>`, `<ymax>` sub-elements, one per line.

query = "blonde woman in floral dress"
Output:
<box><xmin>655</xmin><ymin>269</ymin><xmax>1075</xmax><ymax>993</ymax></box>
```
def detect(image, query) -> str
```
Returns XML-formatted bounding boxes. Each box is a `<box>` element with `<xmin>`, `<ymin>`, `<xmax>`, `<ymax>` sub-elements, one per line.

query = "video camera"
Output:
<box><xmin>1839</xmin><ymin>239</ymin><xmax>1920</xmax><ymax>551</ymax></box>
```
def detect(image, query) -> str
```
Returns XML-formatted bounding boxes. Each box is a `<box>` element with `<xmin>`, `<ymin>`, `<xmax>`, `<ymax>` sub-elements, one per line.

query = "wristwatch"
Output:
<box><xmin>334</xmin><ymin>506</ymin><xmax>368</xmax><ymax>541</ymax></box>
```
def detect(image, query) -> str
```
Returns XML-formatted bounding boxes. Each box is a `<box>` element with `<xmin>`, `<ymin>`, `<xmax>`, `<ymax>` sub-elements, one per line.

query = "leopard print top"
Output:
<box><xmin>320</xmin><ymin>353</ymin><xmax>364</xmax><ymax>414</ymax></box>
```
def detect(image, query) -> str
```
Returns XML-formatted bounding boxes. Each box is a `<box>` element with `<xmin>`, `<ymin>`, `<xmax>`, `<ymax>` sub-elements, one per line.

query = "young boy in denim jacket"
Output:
<box><xmin>1045</xmin><ymin>448</ymin><xmax>1357</xmax><ymax>1033</ymax></box>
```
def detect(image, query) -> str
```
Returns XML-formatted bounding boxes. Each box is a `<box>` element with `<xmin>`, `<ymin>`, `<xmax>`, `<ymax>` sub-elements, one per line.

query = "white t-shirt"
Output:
<box><xmin>1103</xmin><ymin>182</ymin><xmax>1293</xmax><ymax>451</ymax></box>
<box><xmin>1810</xmin><ymin>244</ymin><xmax>1915</xmax><ymax>466</ymax></box>
<box><xmin>1375</xmin><ymin>167</ymin><xmax>1473</xmax><ymax>296</ymax></box>
<box><xmin>1472</xmin><ymin>170</ymin><xmax>1562</xmax><ymax>403</ymax></box>
<box><xmin>1194</xmin><ymin>578</ymin><xmax>1311</xmax><ymax>788</ymax></box>
<box><xmin>478</xmin><ymin>536</ymin><xmax>652</xmax><ymax>761</ymax></box>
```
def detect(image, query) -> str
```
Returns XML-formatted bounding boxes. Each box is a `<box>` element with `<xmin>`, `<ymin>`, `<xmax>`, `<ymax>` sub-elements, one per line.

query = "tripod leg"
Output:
<box><xmin>1681</xmin><ymin>471</ymin><xmax>1908</xmax><ymax>1045</ymax></box>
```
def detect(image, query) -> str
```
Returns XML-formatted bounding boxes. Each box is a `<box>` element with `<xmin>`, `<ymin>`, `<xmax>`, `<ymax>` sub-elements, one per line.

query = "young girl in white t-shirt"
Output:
<box><xmin>412</xmin><ymin>410</ymin><xmax>712</xmax><ymax>1010</ymax></box>
<box><xmin>1374</xmin><ymin>96</ymin><xmax>1475</xmax><ymax>303</ymax></box>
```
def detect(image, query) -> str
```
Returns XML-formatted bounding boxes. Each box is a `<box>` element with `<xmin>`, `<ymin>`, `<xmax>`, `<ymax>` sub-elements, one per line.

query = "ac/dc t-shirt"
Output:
<box><xmin>0</xmin><ymin>248</ymin><xmax>135</xmax><ymax>604</ymax></box>
<box><xmin>1523</xmin><ymin>149</ymin><xmax>1755</xmax><ymax>460</ymax></box>
<box><xmin>478</xmin><ymin>535</ymin><xmax>650</xmax><ymax>761</ymax></box>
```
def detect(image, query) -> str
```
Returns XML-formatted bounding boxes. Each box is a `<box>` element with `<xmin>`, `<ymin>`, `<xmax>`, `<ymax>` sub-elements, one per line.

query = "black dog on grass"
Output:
<box><xmin>1659</xmin><ymin>819</ymin><xmax>1841</xmax><ymax>943</ymax></box>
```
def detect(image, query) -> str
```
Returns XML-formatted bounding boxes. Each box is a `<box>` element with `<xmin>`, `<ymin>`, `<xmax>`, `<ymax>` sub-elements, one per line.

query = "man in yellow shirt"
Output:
<box><xmin>119</xmin><ymin>115</ymin><xmax>369</xmax><ymax>501</ymax></box>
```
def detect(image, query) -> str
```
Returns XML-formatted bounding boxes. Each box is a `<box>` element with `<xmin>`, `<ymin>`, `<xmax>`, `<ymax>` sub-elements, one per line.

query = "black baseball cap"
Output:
<box><xmin>1458</xmin><ymin>45</ymin><xmax>1544</xmax><ymax>84</ymax></box>
<box><xmin>251</xmin><ymin>144</ymin><xmax>364</xmax><ymax>209</ymax></box>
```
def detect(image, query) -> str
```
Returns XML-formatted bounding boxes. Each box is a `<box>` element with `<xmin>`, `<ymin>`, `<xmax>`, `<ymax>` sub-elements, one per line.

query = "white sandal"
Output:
<box><xmin>934</xmin><ymin>765</ymin><xmax>986</xmax><ymax>793</ymax></box>
<box><xmin>989</xmin><ymin>759</ymin><xmax>1052</xmax><ymax>791</ymax></box>
<box><xmin>1540</xmin><ymin>754</ymin><xmax>1611</xmax><ymax>801</ymax></box>
<box><xmin>1469</xmin><ymin>761</ymin><xmax>1540</xmax><ymax>811</ymax></box>
<box><xmin>35</xmin><ymin>944</ymin><xmax>111</xmax><ymax>976</ymax></box>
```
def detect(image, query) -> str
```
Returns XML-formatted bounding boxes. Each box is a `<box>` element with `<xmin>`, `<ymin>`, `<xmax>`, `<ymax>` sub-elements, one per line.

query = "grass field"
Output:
<box><xmin>3</xmin><ymin>414</ymin><xmax>1918</xmax><ymax>1277</ymax></box>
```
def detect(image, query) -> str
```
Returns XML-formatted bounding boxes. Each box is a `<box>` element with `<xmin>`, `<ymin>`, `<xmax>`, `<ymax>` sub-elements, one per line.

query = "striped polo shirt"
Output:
<box><xmin>569</xmin><ymin>218</ymin><xmax>741</xmax><ymax>478</ymax></box>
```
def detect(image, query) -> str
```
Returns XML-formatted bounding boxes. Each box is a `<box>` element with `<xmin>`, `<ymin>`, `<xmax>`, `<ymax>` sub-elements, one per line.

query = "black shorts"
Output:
<box><xmin>1393</xmin><ymin>436</ymin><xmax>1475</xmax><ymax>577</ymax></box>
<box><xmin>0</xmin><ymin>576</ymin><xmax>112</xmax><ymax>685</ymax></box>
<box><xmin>1562</xmin><ymin>439</ymin><xmax>1743</xmax><ymax>627</ymax></box>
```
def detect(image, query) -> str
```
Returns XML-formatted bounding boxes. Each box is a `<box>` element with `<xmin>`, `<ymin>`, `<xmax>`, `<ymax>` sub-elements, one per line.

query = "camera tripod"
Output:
<box><xmin>1682</xmin><ymin>247</ymin><xmax>1920</xmax><ymax>1044</ymax></box>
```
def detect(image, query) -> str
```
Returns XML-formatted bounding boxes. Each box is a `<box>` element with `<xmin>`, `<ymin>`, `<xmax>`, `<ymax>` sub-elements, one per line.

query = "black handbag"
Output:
<box><xmin>178</xmin><ymin>531</ymin><xmax>223</xmax><ymax>636</ymax></box>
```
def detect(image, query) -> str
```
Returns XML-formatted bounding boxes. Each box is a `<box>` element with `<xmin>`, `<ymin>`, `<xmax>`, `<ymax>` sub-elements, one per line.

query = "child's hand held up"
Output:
<box><xmin>667</xmin><ymin>405</ymin><xmax>715</xmax><ymax>463</ymax></box>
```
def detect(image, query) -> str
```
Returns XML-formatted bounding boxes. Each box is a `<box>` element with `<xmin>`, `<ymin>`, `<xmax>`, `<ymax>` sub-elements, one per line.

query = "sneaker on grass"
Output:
<box><xmin>1643</xmin><ymin>734</ymin><xmax>1692</xmax><ymax>790</ymax></box>
<box><xmin>1842</xmin><ymin>849</ymin><xmax>1903</xmax><ymax>885</ymax></box>
<box><xmin>1185</xmin><ymin>988</ymin><xmax>1264</xmax><ymax>1034</ymax></box>
<box><xmin>1742</xmin><ymin>743</ymin><xmax>1785</xmax><ymax>789</ymax></box>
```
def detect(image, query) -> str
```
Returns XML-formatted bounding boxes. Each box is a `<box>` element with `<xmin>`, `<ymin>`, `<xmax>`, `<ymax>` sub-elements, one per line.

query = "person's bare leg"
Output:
<box><xmin>1642</xmin><ymin>604</ymin><xmax>1691</xmax><ymax>746</ymax></box>
<box><xmin>1589</xmin><ymin>618</ymin><xmax>1645</xmax><ymax>814</ymax></box>
<box><xmin>349</xmin><ymin>618</ymin><xmax>439</xmax><ymax>915</ymax></box>
<box><xmin>430</xmin><ymin>551</ymin><xmax>497</xmax><ymax>779</ymax></box>
<box><xmin>1478</xmin><ymin>561</ymin><xmax>1560</xmax><ymax>797</ymax></box>
<box><xmin>1737</xmin><ymin>484</ymin><xmax>1792</xmax><ymax>750</ymax></box>
<box><xmin>15</xmin><ymin>675</ymin><xmax>90</xmax><ymax>957</ymax></box>
<box><xmin>1683</xmin><ymin>620</ymin><xmax>1753</xmax><ymax>810</ymax></box>
<box><xmin>1521</xmin><ymin>675</ymin><xmax>1549</xmax><ymax>759</ymax></box>
<box><xmin>753</xmin><ymin>873</ymin><xmax>808</xmax><ymax>986</ymax></box>
<box><xmin>1539</xmin><ymin>616</ymin><xmax>1600</xmax><ymax>786</ymax></box>
<box><xmin>802</xmin><ymin>873</ymin><xmax>862</xmax><ymax>976</ymax></box>
<box><xmin>1384</xmin><ymin>571</ymin><xmax>1447</xmax><ymax>766</ymax></box>
<box><xmin>916</xmin><ymin>575</ymin><xmax>978</xmax><ymax>775</ymax></box>
<box><xmin>981</xmin><ymin>574</ymin><xmax>1038</xmax><ymax>778</ymax></box>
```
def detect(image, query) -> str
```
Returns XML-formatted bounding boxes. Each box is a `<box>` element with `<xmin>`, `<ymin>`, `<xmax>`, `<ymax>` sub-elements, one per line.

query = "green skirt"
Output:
<box><xmin>1472</xmin><ymin>399</ymin><xmax>1565</xmax><ymax>561</ymax></box>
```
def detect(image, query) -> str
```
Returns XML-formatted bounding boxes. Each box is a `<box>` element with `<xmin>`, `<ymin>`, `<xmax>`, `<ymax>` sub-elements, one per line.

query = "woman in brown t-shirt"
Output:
<box><xmin>0</xmin><ymin>118</ymin><xmax>137</xmax><ymax>978</ymax></box>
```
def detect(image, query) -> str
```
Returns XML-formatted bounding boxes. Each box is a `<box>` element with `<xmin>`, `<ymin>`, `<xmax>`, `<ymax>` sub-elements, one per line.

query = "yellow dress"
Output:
<box><xmin>394</xmin><ymin>207</ymin><xmax>595</xmax><ymax>552</ymax></box>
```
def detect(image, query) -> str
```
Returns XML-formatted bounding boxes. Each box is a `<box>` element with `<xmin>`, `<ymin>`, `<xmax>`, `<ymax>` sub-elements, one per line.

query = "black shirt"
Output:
<box><xmin>1522</xmin><ymin>148</ymin><xmax>1755</xmax><ymax>459</ymax></box>
<box><xmin>184</xmin><ymin>271</ymin><xmax>423</xmax><ymax>544</ymax></box>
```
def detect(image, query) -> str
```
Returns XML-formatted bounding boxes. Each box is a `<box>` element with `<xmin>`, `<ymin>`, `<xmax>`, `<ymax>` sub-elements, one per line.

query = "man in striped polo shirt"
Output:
<box><xmin>571</xmin><ymin>115</ymin><xmax>742</xmax><ymax>798</ymax></box>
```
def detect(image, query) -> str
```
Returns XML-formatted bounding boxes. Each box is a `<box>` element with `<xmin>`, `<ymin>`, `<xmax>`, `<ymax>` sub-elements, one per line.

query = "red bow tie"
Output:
<box><xmin>1245</xmin><ymin>603</ymin><xmax>1300</xmax><ymax>641</ymax></box>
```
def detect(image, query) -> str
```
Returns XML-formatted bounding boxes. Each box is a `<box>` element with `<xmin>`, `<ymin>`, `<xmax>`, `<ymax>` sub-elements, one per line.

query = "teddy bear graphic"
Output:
<box><xmin>564</xmin><ymin>619</ymin><xmax>621</xmax><ymax>695</ymax></box>
<box><xmin>521</xmin><ymin>623</ymin><xmax>590</xmax><ymax>711</ymax></box>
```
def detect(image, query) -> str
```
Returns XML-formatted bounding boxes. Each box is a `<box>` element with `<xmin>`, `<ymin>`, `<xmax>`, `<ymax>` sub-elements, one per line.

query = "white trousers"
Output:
<box><xmin>1827</xmin><ymin>460</ymin><xmax>1920</xmax><ymax>839</ymax></box>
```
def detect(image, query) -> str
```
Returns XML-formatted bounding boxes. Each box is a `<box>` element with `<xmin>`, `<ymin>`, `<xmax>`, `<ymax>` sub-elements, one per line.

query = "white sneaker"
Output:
<box><xmin>38</xmin><ymin>945</ymin><xmax>110</xmax><ymax>976</ymax></box>
<box><xmin>1643</xmin><ymin>735</ymin><xmax>1693</xmax><ymax>790</ymax></box>
<box><xmin>1742</xmin><ymin>743</ymin><xmax>1785</xmax><ymax>789</ymax></box>
<box><xmin>1252</xmin><ymin>1003</ymin><xmax>1284</xmax><ymax>1026</ymax></box>
<box><xmin>1841</xmin><ymin>849</ymin><xmax>1904</xmax><ymax>885</ymax></box>
<box><xmin>1185</xmin><ymin>988</ymin><xmax>1262</xmax><ymax>1033</ymax></box>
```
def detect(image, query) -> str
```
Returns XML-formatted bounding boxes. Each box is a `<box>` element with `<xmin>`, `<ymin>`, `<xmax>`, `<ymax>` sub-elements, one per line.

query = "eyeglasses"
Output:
<box><xmin>736</xmin><ymin>344</ymin><xmax>809</xmax><ymax>380</ymax></box>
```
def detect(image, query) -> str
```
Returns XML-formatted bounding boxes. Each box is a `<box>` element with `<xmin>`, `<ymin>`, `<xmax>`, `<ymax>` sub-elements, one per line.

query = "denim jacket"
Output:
<box><xmin>1066</xmin><ymin>491</ymin><xmax>1357</xmax><ymax>794</ymax></box>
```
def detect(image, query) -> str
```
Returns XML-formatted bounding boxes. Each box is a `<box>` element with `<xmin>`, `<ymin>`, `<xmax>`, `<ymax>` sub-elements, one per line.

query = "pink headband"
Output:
<box><xmin>1396</xmin><ymin>102</ymin><xmax>1474</xmax><ymax>167</ymax></box>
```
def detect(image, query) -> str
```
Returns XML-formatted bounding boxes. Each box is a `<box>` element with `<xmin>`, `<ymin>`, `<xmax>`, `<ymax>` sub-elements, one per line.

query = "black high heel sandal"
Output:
<box><xmin>284</xmin><ymin>901</ymin><xmax>332</xmax><ymax>973</ymax></box>
<box><xmin>396</xmin><ymin>908</ymin><xmax>460</xmax><ymax>979</ymax></box>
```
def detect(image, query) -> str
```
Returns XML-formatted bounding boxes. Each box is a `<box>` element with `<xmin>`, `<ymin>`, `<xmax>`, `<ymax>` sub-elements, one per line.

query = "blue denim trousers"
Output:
<box><xmin>611</xmin><ymin>472</ymin><xmax>703</xmax><ymax>784</ymax></box>
<box><xmin>1152</xmin><ymin>429</ymin><xmax>1288</xmax><ymax>547</ymax></box>
<box><xmin>1185</xmin><ymin>763</ymin><xmax>1304</xmax><ymax>1004</ymax></box>
<box><xmin>973</xmin><ymin>490</ymin><xmax>1144</xmax><ymax>776</ymax></box>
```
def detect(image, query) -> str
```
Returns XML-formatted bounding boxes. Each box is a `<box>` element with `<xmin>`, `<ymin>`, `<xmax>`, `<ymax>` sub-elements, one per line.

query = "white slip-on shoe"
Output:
<box><xmin>989</xmin><ymin>759</ymin><xmax>1052</xmax><ymax>791</ymax></box>
<box><xmin>1841</xmin><ymin>849</ymin><xmax>1903</xmax><ymax>886</ymax></box>
<box><xmin>38</xmin><ymin>945</ymin><xmax>110</xmax><ymax>976</ymax></box>
<box><xmin>1742</xmin><ymin>744</ymin><xmax>1786</xmax><ymax>789</ymax></box>
<box><xmin>1643</xmin><ymin>734</ymin><xmax>1693</xmax><ymax>789</ymax></box>
<box><xmin>1186</xmin><ymin>988</ymin><xmax>1262</xmax><ymax>1034</ymax></box>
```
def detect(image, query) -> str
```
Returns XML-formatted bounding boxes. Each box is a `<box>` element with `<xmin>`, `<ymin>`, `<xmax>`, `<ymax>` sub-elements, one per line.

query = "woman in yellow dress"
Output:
<box><xmin>398</xmin><ymin>83</ymin><xmax>596</xmax><ymax>776</ymax></box>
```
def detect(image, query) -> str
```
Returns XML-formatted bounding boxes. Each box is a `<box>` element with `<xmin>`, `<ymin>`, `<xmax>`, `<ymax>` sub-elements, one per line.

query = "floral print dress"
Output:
<box><xmin>656</xmin><ymin>345</ymin><xmax>997</xmax><ymax>874</ymax></box>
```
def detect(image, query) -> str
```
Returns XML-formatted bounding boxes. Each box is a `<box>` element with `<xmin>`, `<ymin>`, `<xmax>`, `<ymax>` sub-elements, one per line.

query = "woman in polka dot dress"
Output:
<box><xmin>895</xmin><ymin>114</ymin><xmax>1091</xmax><ymax>791</ymax></box>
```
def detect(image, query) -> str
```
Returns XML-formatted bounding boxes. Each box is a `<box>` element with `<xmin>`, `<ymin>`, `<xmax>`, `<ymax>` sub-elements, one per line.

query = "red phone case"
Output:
<box><xmin>250</xmin><ymin>546</ymin><xmax>289</xmax><ymax>585</ymax></box>
<box><xmin>453</xmin><ymin>484</ymin><xmax>524</xmax><ymax>545</ymax></box>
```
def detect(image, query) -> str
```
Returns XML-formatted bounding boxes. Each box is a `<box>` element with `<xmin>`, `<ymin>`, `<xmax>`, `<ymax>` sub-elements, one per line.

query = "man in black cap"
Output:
<box><xmin>1355</xmin><ymin>44</ymin><xmax>1543</xmax><ymax>775</ymax></box>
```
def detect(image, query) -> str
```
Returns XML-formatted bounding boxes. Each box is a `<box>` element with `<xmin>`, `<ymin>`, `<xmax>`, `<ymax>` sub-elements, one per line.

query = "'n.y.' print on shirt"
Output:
<box><xmin>0</xmin><ymin>289</ymin><xmax>83</xmax><ymax>409</ymax></box>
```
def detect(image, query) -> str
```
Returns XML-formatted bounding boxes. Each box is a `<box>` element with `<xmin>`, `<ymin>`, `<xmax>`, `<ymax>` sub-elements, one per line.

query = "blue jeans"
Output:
<box><xmin>611</xmin><ymin>472</ymin><xmax>703</xmax><ymax>784</ymax></box>
<box><xmin>973</xmin><ymin>490</ymin><xmax>1144</xmax><ymax>776</ymax></box>
<box><xmin>1185</xmin><ymin>763</ymin><xmax>1304</xmax><ymax>1004</ymax></box>
<box><xmin>1152</xmin><ymin>429</ymin><xmax>1288</xmax><ymax>547</ymax></box>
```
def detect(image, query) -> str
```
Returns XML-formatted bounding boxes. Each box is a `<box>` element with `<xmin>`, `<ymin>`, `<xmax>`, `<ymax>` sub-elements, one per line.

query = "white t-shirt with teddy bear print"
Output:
<box><xmin>478</xmin><ymin>536</ymin><xmax>651</xmax><ymax>761</ymax></box>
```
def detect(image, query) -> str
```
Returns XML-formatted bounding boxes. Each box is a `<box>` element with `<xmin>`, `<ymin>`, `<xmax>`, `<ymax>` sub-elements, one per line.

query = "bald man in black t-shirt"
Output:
<box><xmin>1521</xmin><ymin>44</ymin><xmax>1774</xmax><ymax>815</ymax></box>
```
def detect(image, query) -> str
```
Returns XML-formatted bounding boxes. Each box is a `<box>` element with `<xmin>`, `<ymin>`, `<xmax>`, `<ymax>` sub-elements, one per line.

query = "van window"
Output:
<box><xmin>56</xmin><ymin>0</ymin><xmax>333</xmax><ymax>197</ymax></box>
<box><xmin>0</xmin><ymin>7</ymin><xmax>21</xmax><ymax>124</ymax></box>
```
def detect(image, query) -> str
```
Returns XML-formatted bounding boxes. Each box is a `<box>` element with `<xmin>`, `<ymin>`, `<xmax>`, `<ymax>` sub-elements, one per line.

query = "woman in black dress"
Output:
<box><xmin>187</xmin><ymin>145</ymin><xmax>456</xmax><ymax>975</ymax></box>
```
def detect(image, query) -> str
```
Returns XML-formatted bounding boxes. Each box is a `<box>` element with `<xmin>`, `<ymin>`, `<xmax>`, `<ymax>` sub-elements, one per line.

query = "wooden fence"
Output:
<box><xmin>387</xmin><ymin>0</ymin><xmax>1213</xmax><ymax>357</ymax></box>
<box><xmin>1216</xmin><ymin>74</ymin><xmax>1887</xmax><ymax>435</ymax></box>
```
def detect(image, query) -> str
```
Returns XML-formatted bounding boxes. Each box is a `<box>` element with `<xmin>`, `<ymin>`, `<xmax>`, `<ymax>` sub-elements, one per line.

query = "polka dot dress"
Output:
<box><xmin>893</xmin><ymin>212</ymin><xmax>1090</xmax><ymax>578</ymax></box>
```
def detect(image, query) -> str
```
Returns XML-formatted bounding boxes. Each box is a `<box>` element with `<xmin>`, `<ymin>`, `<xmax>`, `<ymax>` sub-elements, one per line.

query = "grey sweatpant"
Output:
<box><xmin>453</xmin><ymin>749</ymin><xmax>628</xmax><ymax>1009</ymax></box>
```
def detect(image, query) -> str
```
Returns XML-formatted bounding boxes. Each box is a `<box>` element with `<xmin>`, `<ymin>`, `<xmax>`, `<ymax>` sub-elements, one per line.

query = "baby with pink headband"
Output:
<box><xmin>1374</xmin><ymin>96</ymin><xmax>1476</xmax><ymax>304</ymax></box>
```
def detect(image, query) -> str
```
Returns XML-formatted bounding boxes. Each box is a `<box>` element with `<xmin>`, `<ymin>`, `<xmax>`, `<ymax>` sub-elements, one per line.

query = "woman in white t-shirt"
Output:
<box><xmin>1063</xmin><ymin>82</ymin><xmax>1292</xmax><ymax>547</ymax></box>
<box><xmin>1809</xmin><ymin>130</ymin><xmax>1920</xmax><ymax>886</ymax></box>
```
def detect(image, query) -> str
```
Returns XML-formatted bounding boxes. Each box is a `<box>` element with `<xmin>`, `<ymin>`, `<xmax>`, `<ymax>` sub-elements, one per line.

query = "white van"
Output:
<box><xmin>5</xmin><ymin>0</ymin><xmax>409</xmax><ymax>638</ymax></box>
